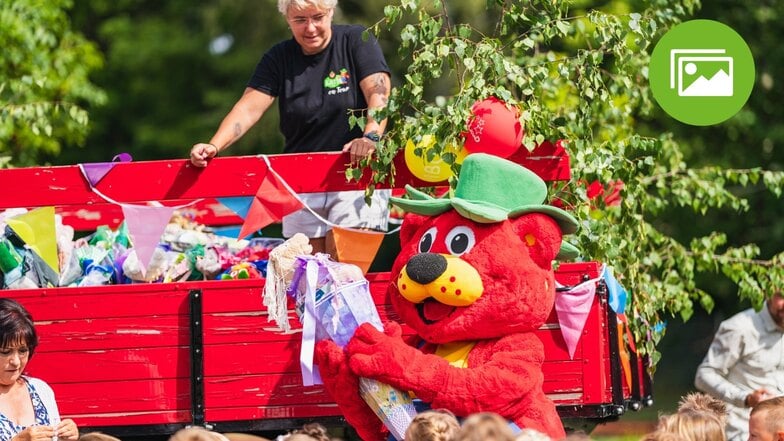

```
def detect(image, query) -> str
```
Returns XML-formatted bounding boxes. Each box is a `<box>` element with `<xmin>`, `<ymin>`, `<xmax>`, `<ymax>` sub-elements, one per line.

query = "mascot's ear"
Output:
<box><xmin>400</xmin><ymin>213</ymin><xmax>429</xmax><ymax>246</ymax></box>
<box><xmin>510</xmin><ymin>213</ymin><xmax>562</xmax><ymax>269</ymax></box>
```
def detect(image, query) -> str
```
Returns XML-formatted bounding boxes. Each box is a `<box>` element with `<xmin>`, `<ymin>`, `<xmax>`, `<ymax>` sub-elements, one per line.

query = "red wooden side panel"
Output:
<box><xmin>11</xmin><ymin>262</ymin><xmax>616</xmax><ymax>429</ymax></box>
<box><xmin>0</xmin><ymin>147</ymin><xmax>569</xmax><ymax>211</ymax></box>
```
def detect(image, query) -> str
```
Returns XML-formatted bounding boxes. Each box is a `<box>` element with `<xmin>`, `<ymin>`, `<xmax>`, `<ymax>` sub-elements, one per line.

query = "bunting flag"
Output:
<box><xmin>211</xmin><ymin>225</ymin><xmax>243</xmax><ymax>239</ymax></box>
<box><xmin>6</xmin><ymin>207</ymin><xmax>59</xmax><ymax>275</ymax></box>
<box><xmin>554</xmin><ymin>280</ymin><xmax>597</xmax><ymax>359</ymax></box>
<box><xmin>616</xmin><ymin>318</ymin><xmax>633</xmax><ymax>390</ymax></box>
<box><xmin>238</xmin><ymin>168</ymin><xmax>303</xmax><ymax>239</ymax></box>
<box><xmin>121</xmin><ymin>204</ymin><xmax>176</xmax><ymax>275</ymax></box>
<box><xmin>217</xmin><ymin>196</ymin><xmax>254</xmax><ymax>219</ymax></box>
<box><xmin>81</xmin><ymin>153</ymin><xmax>133</xmax><ymax>186</ymax></box>
<box><xmin>603</xmin><ymin>266</ymin><xmax>628</xmax><ymax>314</ymax></box>
<box><xmin>331</xmin><ymin>227</ymin><xmax>385</xmax><ymax>274</ymax></box>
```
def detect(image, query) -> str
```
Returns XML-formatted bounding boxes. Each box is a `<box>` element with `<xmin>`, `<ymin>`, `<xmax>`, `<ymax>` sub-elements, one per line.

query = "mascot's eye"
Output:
<box><xmin>419</xmin><ymin>227</ymin><xmax>438</xmax><ymax>253</ymax></box>
<box><xmin>445</xmin><ymin>226</ymin><xmax>475</xmax><ymax>256</ymax></box>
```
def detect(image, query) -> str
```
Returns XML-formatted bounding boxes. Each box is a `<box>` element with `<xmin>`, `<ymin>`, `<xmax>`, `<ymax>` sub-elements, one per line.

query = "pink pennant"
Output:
<box><xmin>554</xmin><ymin>282</ymin><xmax>597</xmax><ymax>359</ymax></box>
<box><xmin>121</xmin><ymin>204</ymin><xmax>176</xmax><ymax>276</ymax></box>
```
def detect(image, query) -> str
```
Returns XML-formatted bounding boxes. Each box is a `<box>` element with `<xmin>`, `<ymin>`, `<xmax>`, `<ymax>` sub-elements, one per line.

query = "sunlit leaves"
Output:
<box><xmin>0</xmin><ymin>0</ymin><xmax>105</xmax><ymax>167</ymax></box>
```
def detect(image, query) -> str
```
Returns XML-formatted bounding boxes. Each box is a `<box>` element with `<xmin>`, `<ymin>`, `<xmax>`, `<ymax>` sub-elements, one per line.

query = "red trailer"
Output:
<box><xmin>0</xmin><ymin>148</ymin><xmax>651</xmax><ymax>438</ymax></box>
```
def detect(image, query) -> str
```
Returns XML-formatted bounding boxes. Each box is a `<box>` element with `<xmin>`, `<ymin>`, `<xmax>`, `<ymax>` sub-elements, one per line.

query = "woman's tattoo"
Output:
<box><xmin>369</xmin><ymin>74</ymin><xmax>389</xmax><ymax>96</ymax></box>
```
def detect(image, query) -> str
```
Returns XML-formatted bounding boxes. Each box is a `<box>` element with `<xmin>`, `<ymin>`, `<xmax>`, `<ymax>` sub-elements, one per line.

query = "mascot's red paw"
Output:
<box><xmin>314</xmin><ymin>340</ymin><xmax>388</xmax><ymax>441</ymax></box>
<box><xmin>346</xmin><ymin>322</ymin><xmax>417</xmax><ymax>384</ymax></box>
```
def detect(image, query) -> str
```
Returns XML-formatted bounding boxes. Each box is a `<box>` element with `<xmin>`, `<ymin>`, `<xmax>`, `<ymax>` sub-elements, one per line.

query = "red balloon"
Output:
<box><xmin>464</xmin><ymin>97</ymin><xmax>524</xmax><ymax>158</ymax></box>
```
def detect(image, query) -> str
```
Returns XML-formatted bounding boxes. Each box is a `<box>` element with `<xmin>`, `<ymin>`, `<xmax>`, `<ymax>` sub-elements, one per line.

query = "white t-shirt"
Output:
<box><xmin>695</xmin><ymin>307</ymin><xmax>784</xmax><ymax>441</ymax></box>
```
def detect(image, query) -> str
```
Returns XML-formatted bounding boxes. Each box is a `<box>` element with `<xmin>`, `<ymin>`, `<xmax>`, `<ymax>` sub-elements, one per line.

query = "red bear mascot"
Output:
<box><xmin>315</xmin><ymin>153</ymin><xmax>578</xmax><ymax>440</ymax></box>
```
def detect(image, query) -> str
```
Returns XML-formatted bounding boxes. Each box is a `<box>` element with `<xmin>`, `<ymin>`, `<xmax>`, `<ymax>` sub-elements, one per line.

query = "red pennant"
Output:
<box><xmin>238</xmin><ymin>168</ymin><xmax>303</xmax><ymax>239</ymax></box>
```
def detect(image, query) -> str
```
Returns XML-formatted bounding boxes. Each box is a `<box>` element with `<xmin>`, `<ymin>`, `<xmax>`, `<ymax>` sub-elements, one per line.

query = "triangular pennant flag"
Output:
<box><xmin>554</xmin><ymin>281</ymin><xmax>597</xmax><ymax>359</ymax></box>
<box><xmin>6</xmin><ymin>207</ymin><xmax>60</xmax><ymax>275</ymax></box>
<box><xmin>238</xmin><ymin>169</ymin><xmax>303</xmax><ymax>239</ymax></box>
<box><xmin>81</xmin><ymin>163</ymin><xmax>116</xmax><ymax>187</ymax></box>
<box><xmin>80</xmin><ymin>153</ymin><xmax>132</xmax><ymax>186</ymax></box>
<box><xmin>331</xmin><ymin>227</ymin><xmax>384</xmax><ymax>274</ymax></box>
<box><xmin>603</xmin><ymin>266</ymin><xmax>628</xmax><ymax>314</ymax></box>
<box><xmin>217</xmin><ymin>196</ymin><xmax>255</xmax><ymax>219</ymax></box>
<box><xmin>121</xmin><ymin>204</ymin><xmax>176</xmax><ymax>275</ymax></box>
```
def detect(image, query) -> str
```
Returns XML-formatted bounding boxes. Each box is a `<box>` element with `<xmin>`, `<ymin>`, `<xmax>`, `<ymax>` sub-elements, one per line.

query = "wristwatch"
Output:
<box><xmin>363</xmin><ymin>131</ymin><xmax>381</xmax><ymax>142</ymax></box>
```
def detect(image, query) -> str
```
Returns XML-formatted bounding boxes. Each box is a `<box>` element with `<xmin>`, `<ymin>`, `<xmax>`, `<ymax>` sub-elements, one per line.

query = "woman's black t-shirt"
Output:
<box><xmin>248</xmin><ymin>24</ymin><xmax>390</xmax><ymax>153</ymax></box>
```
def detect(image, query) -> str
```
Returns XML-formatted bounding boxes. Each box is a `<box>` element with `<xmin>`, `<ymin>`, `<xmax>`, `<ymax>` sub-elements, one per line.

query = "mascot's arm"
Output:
<box><xmin>347</xmin><ymin>323</ymin><xmax>545</xmax><ymax>415</ymax></box>
<box><xmin>314</xmin><ymin>339</ymin><xmax>388</xmax><ymax>441</ymax></box>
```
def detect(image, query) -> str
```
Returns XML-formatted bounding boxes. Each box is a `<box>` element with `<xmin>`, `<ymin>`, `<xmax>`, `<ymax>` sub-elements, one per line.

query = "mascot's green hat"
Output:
<box><xmin>391</xmin><ymin>153</ymin><xmax>580</xmax><ymax>259</ymax></box>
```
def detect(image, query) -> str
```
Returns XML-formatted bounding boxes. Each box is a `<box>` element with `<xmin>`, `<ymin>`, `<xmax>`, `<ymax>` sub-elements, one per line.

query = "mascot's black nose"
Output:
<box><xmin>406</xmin><ymin>253</ymin><xmax>447</xmax><ymax>285</ymax></box>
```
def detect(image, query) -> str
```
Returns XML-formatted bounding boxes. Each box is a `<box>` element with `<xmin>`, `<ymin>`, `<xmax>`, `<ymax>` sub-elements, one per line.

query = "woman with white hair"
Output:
<box><xmin>190</xmin><ymin>0</ymin><xmax>392</xmax><ymax>256</ymax></box>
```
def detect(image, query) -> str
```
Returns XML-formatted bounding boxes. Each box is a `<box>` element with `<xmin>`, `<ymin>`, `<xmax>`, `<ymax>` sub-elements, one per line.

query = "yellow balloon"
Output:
<box><xmin>404</xmin><ymin>135</ymin><xmax>468</xmax><ymax>182</ymax></box>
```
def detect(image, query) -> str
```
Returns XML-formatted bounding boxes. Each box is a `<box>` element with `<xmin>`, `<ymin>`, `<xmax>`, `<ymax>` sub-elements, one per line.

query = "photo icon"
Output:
<box><xmin>649</xmin><ymin>20</ymin><xmax>755</xmax><ymax>126</ymax></box>
<box><xmin>670</xmin><ymin>49</ymin><xmax>733</xmax><ymax>97</ymax></box>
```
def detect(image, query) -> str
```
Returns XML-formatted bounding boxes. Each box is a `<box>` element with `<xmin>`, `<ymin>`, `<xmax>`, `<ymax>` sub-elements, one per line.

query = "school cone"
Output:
<box><xmin>331</xmin><ymin>227</ymin><xmax>384</xmax><ymax>274</ymax></box>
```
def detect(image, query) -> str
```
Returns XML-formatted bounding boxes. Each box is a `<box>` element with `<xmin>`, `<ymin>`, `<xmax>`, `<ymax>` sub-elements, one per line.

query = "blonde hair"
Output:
<box><xmin>277</xmin><ymin>0</ymin><xmax>337</xmax><ymax>15</ymax></box>
<box><xmin>639</xmin><ymin>432</ymin><xmax>684</xmax><ymax>441</ymax></box>
<box><xmin>79</xmin><ymin>433</ymin><xmax>123</xmax><ymax>441</ymax></box>
<box><xmin>515</xmin><ymin>428</ymin><xmax>551</xmax><ymax>441</ymax></box>
<box><xmin>750</xmin><ymin>396</ymin><xmax>784</xmax><ymax>434</ymax></box>
<box><xmin>455</xmin><ymin>412</ymin><xmax>515</xmax><ymax>441</ymax></box>
<box><xmin>677</xmin><ymin>392</ymin><xmax>728</xmax><ymax>424</ymax></box>
<box><xmin>169</xmin><ymin>427</ymin><xmax>230</xmax><ymax>441</ymax></box>
<box><xmin>651</xmin><ymin>409</ymin><xmax>726</xmax><ymax>441</ymax></box>
<box><xmin>404</xmin><ymin>409</ymin><xmax>461</xmax><ymax>441</ymax></box>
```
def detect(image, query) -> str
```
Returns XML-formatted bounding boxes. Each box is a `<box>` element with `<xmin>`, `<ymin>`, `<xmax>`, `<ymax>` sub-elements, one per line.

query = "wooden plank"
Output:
<box><xmin>35</xmin><ymin>316</ymin><xmax>188</xmax><ymax>351</ymax></box>
<box><xmin>50</xmin><ymin>379</ymin><xmax>190</xmax><ymax>415</ymax></box>
<box><xmin>204</xmin><ymin>342</ymin><xmax>300</xmax><ymax>376</ymax></box>
<box><xmin>536</xmin><ymin>328</ymin><xmax>578</xmax><ymax>361</ymax></box>
<box><xmin>206</xmin><ymin>404</ymin><xmax>341</xmax><ymax>422</ymax></box>
<box><xmin>204</xmin><ymin>374</ymin><xmax>332</xmax><ymax>408</ymax></box>
<box><xmin>73</xmin><ymin>410</ymin><xmax>189</xmax><ymax>427</ymax></box>
<box><xmin>0</xmin><ymin>147</ymin><xmax>569</xmax><ymax>210</ymax></box>
<box><xmin>27</xmin><ymin>347</ymin><xmax>188</xmax><ymax>383</ymax></box>
<box><xmin>576</xmin><ymin>286</ymin><xmax>609</xmax><ymax>405</ymax></box>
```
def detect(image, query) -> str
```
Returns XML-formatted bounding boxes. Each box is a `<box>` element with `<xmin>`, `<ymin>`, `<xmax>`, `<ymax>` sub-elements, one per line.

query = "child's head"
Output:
<box><xmin>514</xmin><ymin>428</ymin><xmax>550</xmax><ymax>441</ymax></box>
<box><xmin>284</xmin><ymin>423</ymin><xmax>331</xmax><ymax>441</ymax></box>
<box><xmin>651</xmin><ymin>409</ymin><xmax>726</xmax><ymax>441</ymax></box>
<box><xmin>677</xmin><ymin>392</ymin><xmax>728</xmax><ymax>424</ymax></box>
<box><xmin>79</xmin><ymin>433</ymin><xmax>123</xmax><ymax>441</ymax></box>
<box><xmin>169</xmin><ymin>427</ymin><xmax>230</xmax><ymax>441</ymax></box>
<box><xmin>404</xmin><ymin>409</ymin><xmax>461</xmax><ymax>441</ymax></box>
<box><xmin>455</xmin><ymin>412</ymin><xmax>515</xmax><ymax>441</ymax></box>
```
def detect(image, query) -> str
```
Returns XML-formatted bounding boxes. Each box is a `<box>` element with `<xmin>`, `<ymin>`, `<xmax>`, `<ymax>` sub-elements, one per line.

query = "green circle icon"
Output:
<box><xmin>649</xmin><ymin>20</ymin><xmax>755</xmax><ymax>126</ymax></box>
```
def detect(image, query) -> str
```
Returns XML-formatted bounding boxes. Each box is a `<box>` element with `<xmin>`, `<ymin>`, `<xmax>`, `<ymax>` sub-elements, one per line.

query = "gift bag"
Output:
<box><xmin>290</xmin><ymin>254</ymin><xmax>416</xmax><ymax>440</ymax></box>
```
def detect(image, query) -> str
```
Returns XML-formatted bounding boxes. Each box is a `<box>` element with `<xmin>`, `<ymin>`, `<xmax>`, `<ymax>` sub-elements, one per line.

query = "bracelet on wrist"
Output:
<box><xmin>363</xmin><ymin>132</ymin><xmax>381</xmax><ymax>142</ymax></box>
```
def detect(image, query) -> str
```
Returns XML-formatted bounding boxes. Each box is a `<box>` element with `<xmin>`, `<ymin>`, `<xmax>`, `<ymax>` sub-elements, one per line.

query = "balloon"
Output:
<box><xmin>464</xmin><ymin>97</ymin><xmax>524</xmax><ymax>158</ymax></box>
<box><xmin>404</xmin><ymin>135</ymin><xmax>468</xmax><ymax>182</ymax></box>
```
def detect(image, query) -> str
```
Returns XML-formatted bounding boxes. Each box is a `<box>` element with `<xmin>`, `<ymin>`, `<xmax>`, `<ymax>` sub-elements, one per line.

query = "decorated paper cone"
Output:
<box><xmin>358</xmin><ymin>377</ymin><xmax>417</xmax><ymax>441</ymax></box>
<box><xmin>331</xmin><ymin>227</ymin><xmax>384</xmax><ymax>274</ymax></box>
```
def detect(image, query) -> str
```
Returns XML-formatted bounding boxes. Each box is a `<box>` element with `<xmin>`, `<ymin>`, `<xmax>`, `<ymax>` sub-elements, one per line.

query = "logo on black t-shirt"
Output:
<box><xmin>324</xmin><ymin>68</ymin><xmax>350</xmax><ymax>95</ymax></box>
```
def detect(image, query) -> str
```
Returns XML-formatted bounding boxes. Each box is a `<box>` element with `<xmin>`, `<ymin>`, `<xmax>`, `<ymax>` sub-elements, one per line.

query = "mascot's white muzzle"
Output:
<box><xmin>396</xmin><ymin>253</ymin><xmax>484</xmax><ymax>307</ymax></box>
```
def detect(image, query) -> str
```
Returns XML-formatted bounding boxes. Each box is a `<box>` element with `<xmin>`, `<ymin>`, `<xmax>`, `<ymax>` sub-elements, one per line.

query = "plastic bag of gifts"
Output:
<box><xmin>289</xmin><ymin>253</ymin><xmax>416</xmax><ymax>440</ymax></box>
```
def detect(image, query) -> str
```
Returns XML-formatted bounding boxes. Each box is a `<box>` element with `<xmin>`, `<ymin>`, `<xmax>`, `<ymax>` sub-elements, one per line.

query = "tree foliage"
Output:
<box><xmin>0</xmin><ymin>0</ymin><xmax>105</xmax><ymax>167</ymax></box>
<box><xmin>357</xmin><ymin>0</ymin><xmax>784</xmax><ymax>365</ymax></box>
